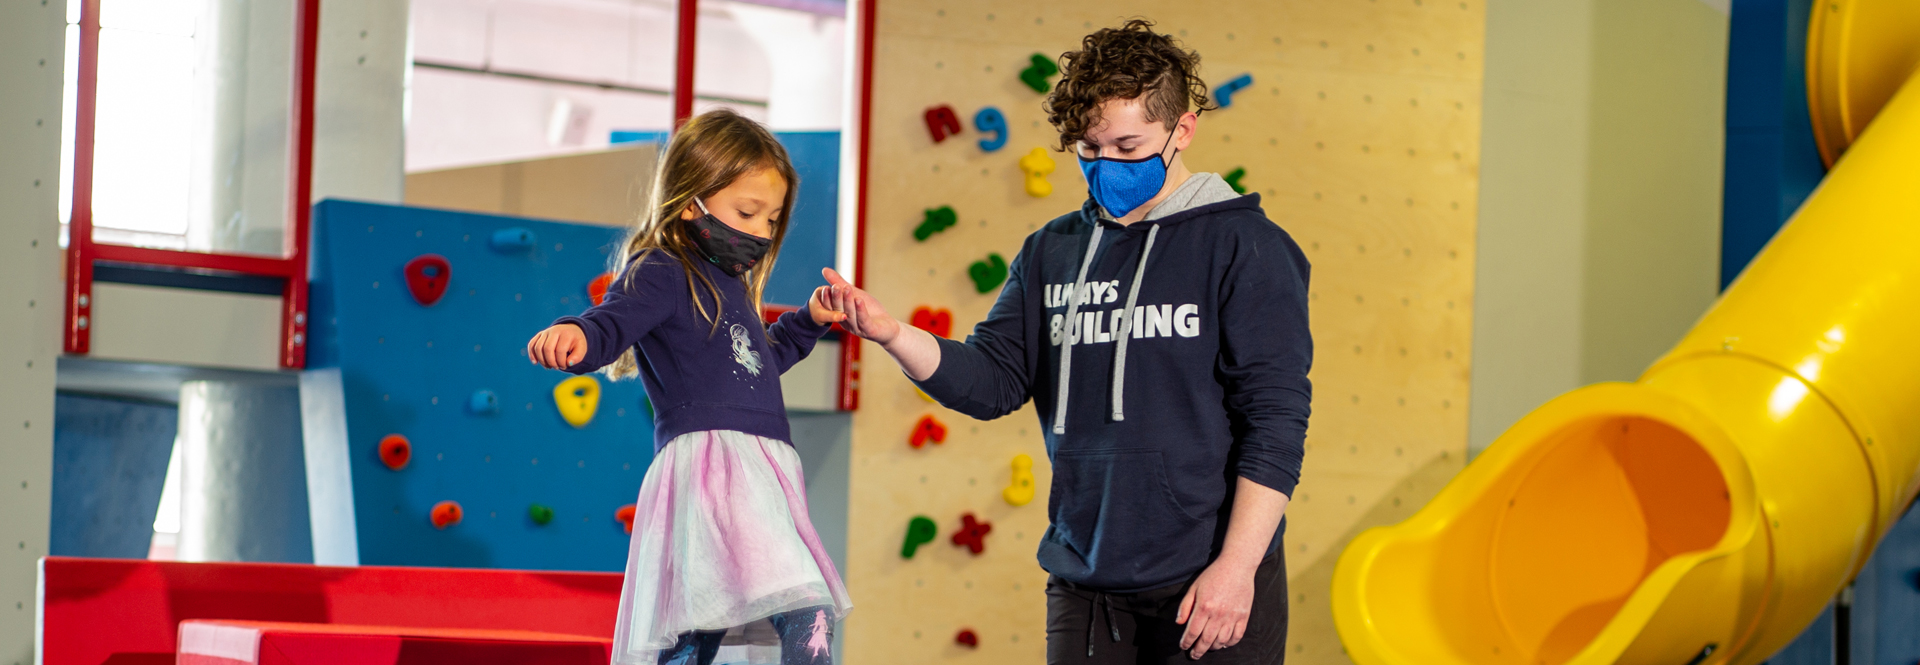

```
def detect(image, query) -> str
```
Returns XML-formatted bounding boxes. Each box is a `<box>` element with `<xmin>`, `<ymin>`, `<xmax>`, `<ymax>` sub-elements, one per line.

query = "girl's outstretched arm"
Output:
<box><xmin>528</xmin><ymin>255</ymin><xmax>685</xmax><ymax>373</ymax></box>
<box><xmin>821</xmin><ymin>268</ymin><xmax>942</xmax><ymax>380</ymax></box>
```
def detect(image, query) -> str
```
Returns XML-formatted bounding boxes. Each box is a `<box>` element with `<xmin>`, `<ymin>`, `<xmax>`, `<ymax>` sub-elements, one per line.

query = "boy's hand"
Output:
<box><xmin>808</xmin><ymin>285</ymin><xmax>849</xmax><ymax>326</ymax></box>
<box><xmin>527</xmin><ymin>323</ymin><xmax>588</xmax><ymax>369</ymax></box>
<box><xmin>822</xmin><ymin>268</ymin><xmax>901</xmax><ymax>343</ymax></box>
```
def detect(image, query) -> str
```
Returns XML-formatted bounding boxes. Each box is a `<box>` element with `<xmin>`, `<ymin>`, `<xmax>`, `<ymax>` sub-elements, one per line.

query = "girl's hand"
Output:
<box><xmin>527</xmin><ymin>323</ymin><xmax>588</xmax><ymax>369</ymax></box>
<box><xmin>808</xmin><ymin>285</ymin><xmax>849</xmax><ymax>326</ymax></box>
<box><xmin>821</xmin><ymin>268</ymin><xmax>902</xmax><ymax>343</ymax></box>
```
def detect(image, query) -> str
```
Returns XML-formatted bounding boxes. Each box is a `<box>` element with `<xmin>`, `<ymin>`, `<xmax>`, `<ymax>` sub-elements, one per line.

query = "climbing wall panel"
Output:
<box><xmin>308</xmin><ymin>200</ymin><xmax>653</xmax><ymax>572</ymax></box>
<box><xmin>848</xmin><ymin>1</ymin><xmax>1485</xmax><ymax>663</ymax></box>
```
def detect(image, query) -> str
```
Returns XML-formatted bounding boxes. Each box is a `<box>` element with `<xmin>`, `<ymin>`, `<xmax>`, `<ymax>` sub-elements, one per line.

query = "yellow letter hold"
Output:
<box><xmin>1019</xmin><ymin>148</ymin><xmax>1055</xmax><ymax>198</ymax></box>
<box><xmin>1003</xmin><ymin>453</ymin><xmax>1036</xmax><ymax>506</ymax></box>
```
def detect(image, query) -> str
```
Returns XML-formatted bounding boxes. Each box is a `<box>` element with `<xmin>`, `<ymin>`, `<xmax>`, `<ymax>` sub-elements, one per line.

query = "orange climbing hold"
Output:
<box><xmin>615</xmin><ymin>504</ymin><xmax>637</xmax><ymax>534</ymax></box>
<box><xmin>378</xmin><ymin>434</ymin><xmax>411</xmax><ymax>470</ymax></box>
<box><xmin>909</xmin><ymin>415</ymin><xmax>947</xmax><ymax>448</ymax></box>
<box><xmin>588</xmin><ymin>273</ymin><xmax>615</xmax><ymax>305</ymax></box>
<box><xmin>430</xmin><ymin>501</ymin><xmax>463</xmax><ymax>529</ymax></box>
<box><xmin>951</xmin><ymin>513</ymin><xmax>991</xmax><ymax>555</ymax></box>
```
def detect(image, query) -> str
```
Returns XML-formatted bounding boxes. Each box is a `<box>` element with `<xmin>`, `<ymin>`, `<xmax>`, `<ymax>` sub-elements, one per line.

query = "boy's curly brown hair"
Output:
<box><xmin>1044</xmin><ymin>19</ymin><xmax>1216</xmax><ymax>152</ymax></box>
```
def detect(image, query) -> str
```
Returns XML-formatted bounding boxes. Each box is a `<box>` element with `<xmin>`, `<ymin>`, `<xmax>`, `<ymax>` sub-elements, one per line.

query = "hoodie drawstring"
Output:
<box><xmin>1052</xmin><ymin>224</ymin><xmax>1104</xmax><ymax>435</ymax></box>
<box><xmin>1053</xmin><ymin>222</ymin><xmax>1161</xmax><ymax>435</ymax></box>
<box><xmin>1110</xmin><ymin>224</ymin><xmax>1158</xmax><ymax>422</ymax></box>
<box><xmin>1087</xmin><ymin>591</ymin><xmax>1121</xmax><ymax>657</ymax></box>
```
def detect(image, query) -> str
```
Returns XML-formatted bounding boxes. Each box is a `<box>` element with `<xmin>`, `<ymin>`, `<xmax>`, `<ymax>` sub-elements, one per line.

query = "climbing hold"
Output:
<box><xmin>916</xmin><ymin>387</ymin><xmax>936</xmax><ymax>403</ymax></box>
<box><xmin>468</xmin><ymin>389</ymin><xmax>499</xmax><ymax>415</ymax></box>
<box><xmin>490</xmin><ymin>227</ymin><xmax>537</xmax><ymax>251</ymax></box>
<box><xmin>1019</xmin><ymin>53</ymin><xmax>1060</xmax><ymax>93</ymax></box>
<box><xmin>615</xmin><ymin>504</ymin><xmax>637</xmax><ymax>534</ymax></box>
<box><xmin>914</xmin><ymin>206</ymin><xmax>958</xmax><ymax>242</ymax></box>
<box><xmin>528</xmin><ymin>503</ymin><xmax>555</xmax><ymax>526</ymax></box>
<box><xmin>974</xmin><ymin>107</ymin><xmax>1008</xmax><ymax>152</ymax></box>
<box><xmin>1213</xmin><ymin>73</ymin><xmax>1254</xmax><ymax>108</ymax></box>
<box><xmin>955</xmin><ymin>629</ymin><xmax>979</xmax><ymax>648</ymax></box>
<box><xmin>1019</xmin><ymin>147</ymin><xmax>1055</xmax><ymax>198</ymax></box>
<box><xmin>378</xmin><ymin>434</ymin><xmax>411</xmax><ymax>470</ymax></box>
<box><xmin>909</xmin><ymin>415</ymin><xmax>948</xmax><ymax>449</ymax></box>
<box><xmin>924</xmin><ymin>105</ymin><xmax>962</xmax><ymax>143</ymax></box>
<box><xmin>968</xmin><ymin>253</ymin><xmax>1009</xmax><ymax>294</ymax></box>
<box><xmin>910</xmin><ymin>306</ymin><xmax>953</xmax><ymax>338</ymax></box>
<box><xmin>951</xmin><ymin>513</ymin><xmax>992</xmax><ymax>555</ymax></box>
<box><xmin>1004</xmin><ymin>453</ymin><xmax>1035</xmax><ymax>506</ymax></box>
<box><xmin>553</xmin><ymin>376</ymin><xmax>601</xmax><ymax>428</ymax></box>
<box><xmin>403</xmin><ymin>254</ymin><xmax>452</xmax><ymax>306</ymax></box>
<box><xmin>430</xmin><ymin>501</ymin><xmax>463</xmax><ymax>529</ymax></box>
<box><xmin>588</xmin><ymin>273</ymin><xmax>615</xmax><ymax>305</ymax></box>
<box><xmin>1224</xmin><ymin>167</ymin><xmax>1248</xmax><ymax>194</ymax></box>
<box><xmin>901</xmin><ymin>515</ymin><xmax>937</xmax><ymax>558</ymax></box>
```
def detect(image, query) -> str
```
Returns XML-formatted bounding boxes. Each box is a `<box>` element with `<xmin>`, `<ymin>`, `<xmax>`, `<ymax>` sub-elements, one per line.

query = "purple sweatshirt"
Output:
<box><xmin>554</xmin><ymin>252</ymin><xmax>831</xmax><ymax>450</ymax></box>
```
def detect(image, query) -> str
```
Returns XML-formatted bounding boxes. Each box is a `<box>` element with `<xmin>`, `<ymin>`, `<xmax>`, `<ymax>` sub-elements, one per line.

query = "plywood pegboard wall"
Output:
<box><xmin>846</xmin><ymin>1</ymin><xmax>1485</xmax><ymax>663</ymax></box>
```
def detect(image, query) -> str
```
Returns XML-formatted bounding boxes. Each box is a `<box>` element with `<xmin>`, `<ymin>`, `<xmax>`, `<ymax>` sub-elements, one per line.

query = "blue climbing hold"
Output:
<box><xmin>491</xmin><ymin>227</ymin><xmax>537</xmax><ymax>251</ymax></box>
<box><xmin>1214</xmin><ymin>73</ymin><xmax>1254</xmax><ymax>109</ymax></box>
<box><xmin>974</xmin><ymin>107</ymin><xmax>1009</xmax><ymax>152</ymax></box>
<box><xmin>469</xmin><ymin>389</ymin><xmax>499</xmax><ymax>415</ymax></box>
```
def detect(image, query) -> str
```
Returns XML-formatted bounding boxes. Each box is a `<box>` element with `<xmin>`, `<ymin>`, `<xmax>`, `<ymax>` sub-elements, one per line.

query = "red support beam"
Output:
<box><xmin>672</xmin><ymin>0</ymin><xmax>699</xmax><ymax>128</ymax></box>
<box><xmin>282</xmin><ymin>0</ymin><xmax>321</xmax><ymax>368</ymax></box>
<box><xmin>838</xmin><ymin>0</ymin><xmax>878</xmax><ymax>412</ymax></box>
<box><xmin>63</xmin><ymin>0</ymin><xmax>102</xmax><ymax>355</ymax></box>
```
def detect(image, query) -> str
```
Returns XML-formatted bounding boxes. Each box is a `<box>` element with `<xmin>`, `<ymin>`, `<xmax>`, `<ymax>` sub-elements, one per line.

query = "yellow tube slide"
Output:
<box><xmin>1331</xmin><ymin>1</ymin><xmax>1920</xmax><ymax>663</ymax></box>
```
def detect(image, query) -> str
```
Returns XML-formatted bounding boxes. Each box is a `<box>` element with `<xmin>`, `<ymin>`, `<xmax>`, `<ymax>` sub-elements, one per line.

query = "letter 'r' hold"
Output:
<box><xmin>404</xmin><ymin>254</ymin><xmax>451</xmax><ymax>306</ymax></box>
<box><xmin>902</xmin><ymin>515</ymin><xmax>937</xmax><ymax>558</ymax></box>
<box><xmin>430</xmin><ymin>501</ymin><xmax>463</xmax><ymax>529</ymax></box>
<box><xmin>924</xmin><ymin>105</ymin><xmax>962</xmax><ymax>143</ymax></box>
<box><xmin>554</xmin><ymin>376</ymin><xmax>600</xmax><ymax>428</ymax></box>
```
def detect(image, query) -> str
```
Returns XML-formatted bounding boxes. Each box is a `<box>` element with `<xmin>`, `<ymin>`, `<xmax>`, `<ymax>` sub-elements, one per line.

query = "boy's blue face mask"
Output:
<box><xmin>1077</xmin><ymin>128</ymin><xmax>1178</xmax><ymax>218</ymax></box>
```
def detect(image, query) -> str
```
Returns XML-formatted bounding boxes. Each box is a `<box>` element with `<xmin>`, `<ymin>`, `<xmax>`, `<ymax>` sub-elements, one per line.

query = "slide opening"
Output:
<box><xmin>1482</xmin><ymin>416</ymin><xmax>1731</xmax><ymax>665</ymax></box>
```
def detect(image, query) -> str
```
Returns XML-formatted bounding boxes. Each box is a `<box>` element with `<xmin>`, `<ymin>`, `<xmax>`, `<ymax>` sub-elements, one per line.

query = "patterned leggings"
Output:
<box><xmin>656</xmin><ymin>606</ymin><xmax>835</xmax><ymax>665</ymax></box>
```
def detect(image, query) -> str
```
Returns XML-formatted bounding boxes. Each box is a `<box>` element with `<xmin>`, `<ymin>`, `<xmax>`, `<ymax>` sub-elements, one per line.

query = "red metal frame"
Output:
<box><xmin>671</xmin><ymin>0</ymin><xmax>699</xmax><ymax>127</ymax></box>
<box><xmin>64</xmin><ymin>0</ymin><xmax>319</xmax><ymax>369</ymax></box>
<box><xmin>837</xmin><ymin>0</ymin><xmax>878</xmax><ymax>412</ymax></box>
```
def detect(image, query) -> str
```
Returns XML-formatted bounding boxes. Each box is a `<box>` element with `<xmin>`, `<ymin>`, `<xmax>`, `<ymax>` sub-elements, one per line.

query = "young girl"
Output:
<box><xmin>526</xmin><ymin>108</ymin><xmax>851</xmax><ymax>665</ymax></box>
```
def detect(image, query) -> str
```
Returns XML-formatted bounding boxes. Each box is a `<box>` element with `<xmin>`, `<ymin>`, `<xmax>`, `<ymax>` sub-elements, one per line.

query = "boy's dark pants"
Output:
<box><xmin>1046</xmin><ymin>549</ymin><xmax>1287</xmax><ymax>665</ymax></box>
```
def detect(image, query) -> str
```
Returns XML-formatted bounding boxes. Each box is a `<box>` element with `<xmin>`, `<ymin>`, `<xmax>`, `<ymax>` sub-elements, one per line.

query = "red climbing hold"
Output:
<box><xmin>924</xmin><ymin>105</ymin><xmax>962</xmax><ymax>143</ymax></box>
<box><xmin>910</xmin><ymin>415</ymin><xmax>947</xmax><ymax>449</ymax></box>
<box><xmin>910</xmin><ymin>306</ymin><xmax>953</xmax><ymax>338</ymax></box>
<box><xmin>955</xmin><ymin>629</ymin><xmax>979</xmax><ymax>648</ymax></box>
<box><xmin>951</xmin><ymin>512</ymin><xmax>991</xmax><ymax>555</ymax></box>
<box><xmin>404</xmin><ymin>254</ymin><xmax>452</xmax><ymax>306</ymax></box>
<box><xmin>588</xmin><ymin>273</ymin><xmax>615</xmax><ymax>306</ymax></box>
<box><xmin>378</xmin><ymin>434</ymin><xmax>411</xmax><ymax>470</ymax></box>
<box><xmin>615</xmin><ymin>504</ymin><xmax>637</xmax><ymax>534</ymax></box>
<box><xmin>430</xmin><ymin>501</ymin><xmax>463</xmax><ymax>529</ymax></box>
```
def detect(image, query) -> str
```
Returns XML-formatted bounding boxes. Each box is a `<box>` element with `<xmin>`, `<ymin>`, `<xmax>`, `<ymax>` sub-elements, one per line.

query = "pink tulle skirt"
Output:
<box><xmin>611</xmin><ymin>429</ymin><xmax>852</xmax><ymax>664</ymax></box>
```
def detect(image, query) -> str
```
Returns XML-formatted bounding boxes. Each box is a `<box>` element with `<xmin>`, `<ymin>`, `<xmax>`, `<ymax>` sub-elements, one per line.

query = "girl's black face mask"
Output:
<box><xmin>684</xmin><ymin>197</ymin><xmax>771</xmax><ymax>277</ymax></box>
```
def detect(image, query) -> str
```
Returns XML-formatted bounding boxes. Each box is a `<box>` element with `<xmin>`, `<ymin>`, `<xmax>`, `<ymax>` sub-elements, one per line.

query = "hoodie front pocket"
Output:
<box><xmin>1048</xmin><ymin>448</ymin><xmax>1204</xmax><ymax>560</ymax></box>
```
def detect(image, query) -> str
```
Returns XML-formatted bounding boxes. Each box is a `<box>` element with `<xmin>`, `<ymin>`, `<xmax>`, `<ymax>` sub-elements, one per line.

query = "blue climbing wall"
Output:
<box><xmin>308</xmin><ymin>200</ymin><xmax>657</xmax><ymax>571</ymax></box>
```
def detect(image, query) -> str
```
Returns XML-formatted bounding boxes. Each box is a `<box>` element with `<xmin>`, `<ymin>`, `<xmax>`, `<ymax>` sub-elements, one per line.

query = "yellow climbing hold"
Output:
<box><xmin>553</xmin><ymin>375</ymin><xmax>601</xmax><ymax>428</ymax></box>
<box><xmin>1019</xmin><ymin>147</ymin><xmax>1055</xmax><ymax>198</ymax></box>
<box><xmin>1003</xmin><ymin>453</ymin><xmax>1036</xmax><ymax>506</ymax></box>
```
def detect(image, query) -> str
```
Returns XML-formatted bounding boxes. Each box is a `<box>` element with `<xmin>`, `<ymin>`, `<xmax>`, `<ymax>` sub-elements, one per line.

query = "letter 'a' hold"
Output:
<box><xmin>553</xmin><ymin>375</ymin><xmax>601</xmax><ymax>428</ymax></box>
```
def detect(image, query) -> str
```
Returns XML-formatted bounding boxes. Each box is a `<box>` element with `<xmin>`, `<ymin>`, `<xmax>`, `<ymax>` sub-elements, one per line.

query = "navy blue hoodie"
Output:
<box><xmin>913</xmin><ymin>193</ymin><xmax>1312</xmax><ymax>593</ymax></box>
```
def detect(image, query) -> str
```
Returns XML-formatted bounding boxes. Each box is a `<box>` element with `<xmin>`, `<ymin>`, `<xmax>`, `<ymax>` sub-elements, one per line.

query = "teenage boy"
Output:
<box><xmin>824</xmin><ymin>19</ymin><xmax>1310</xmax><ymax>664</ymax></box>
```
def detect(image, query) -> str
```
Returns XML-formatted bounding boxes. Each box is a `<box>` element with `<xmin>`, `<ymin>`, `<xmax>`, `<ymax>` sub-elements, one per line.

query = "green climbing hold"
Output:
<box><xmin>528</xmin><ymin>504</ymin><xmax>555</xmax><ymax>525</ymax></box>
<box><xmin>968</xmin><ymin>253</ymin><xmax>1009</xmax><ymax>294</ymax></box>
<box><xmin>902</xmin><ymin>515</ymin><xmax>937</xmax><ymax>558</ymax></box>
<box><xmin>1019</xmin><ymin>53</ymin><xmax>1060</xmax><ymax>94</ymax></box>
<box><xmin>914</xmin><ymin>206</ymin><xmax>958</xmax><ymax>242</ymax></box>
<box><xmin>1224</xmin><ymin>167</ymin><xmax>1248</xmax><ymax>194</ymax></box>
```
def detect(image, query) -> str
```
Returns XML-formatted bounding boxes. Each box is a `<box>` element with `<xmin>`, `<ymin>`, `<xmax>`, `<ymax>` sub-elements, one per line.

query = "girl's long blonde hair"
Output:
<box><xmin>604</xmin><ymin>108</ymin><xmax>799</xmax><ymax>381</ymax></box>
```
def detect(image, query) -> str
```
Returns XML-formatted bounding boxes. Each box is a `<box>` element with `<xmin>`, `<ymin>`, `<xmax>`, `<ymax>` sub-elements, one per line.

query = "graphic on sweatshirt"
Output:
<box><xmin>1046</xmin><ymin>282</ymin><xmax>1200</xmax><ymax>345</ymax></box>
<box><xmin>729</xmin><ymin>323</ymin><xmax>764</xmax><ymax>376</ymax></box>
